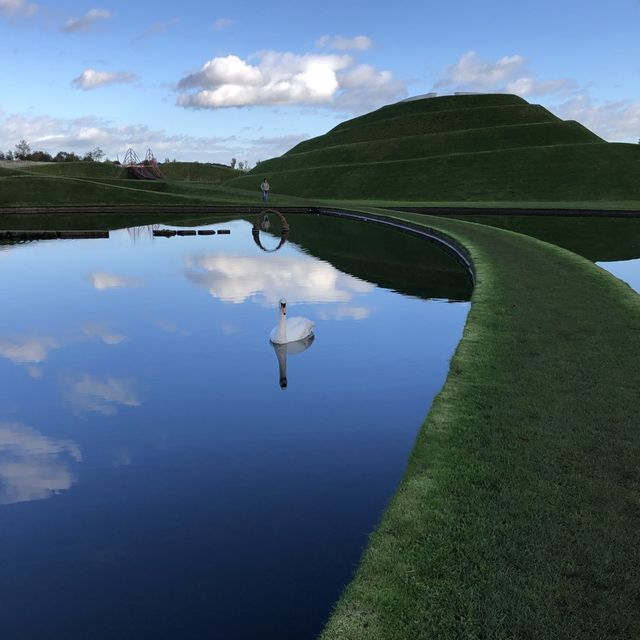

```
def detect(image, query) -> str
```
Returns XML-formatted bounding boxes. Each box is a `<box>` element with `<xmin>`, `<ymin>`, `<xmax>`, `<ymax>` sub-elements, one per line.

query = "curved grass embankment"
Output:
<box><xmin>320</xmin><ymin>211</ymin><xmax>640</xmax><ymax>639</ymax></box>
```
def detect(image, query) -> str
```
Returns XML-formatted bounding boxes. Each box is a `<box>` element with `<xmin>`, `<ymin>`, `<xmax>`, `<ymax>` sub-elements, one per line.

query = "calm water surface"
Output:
<box><xmin>598</xmin><ymin>258</ymin><xmax>640</xmax><ymax>294</ymax></box>
<box><xmin>0</xmin><ymin>216</ymin><xmax>470</xmax><ymax>639</ymax></box>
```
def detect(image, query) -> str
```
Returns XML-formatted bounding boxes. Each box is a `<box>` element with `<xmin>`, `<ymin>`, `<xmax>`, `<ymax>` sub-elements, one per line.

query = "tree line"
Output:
<box><xmin>0</xmin><ymin>139</ymin><xmax>107</xmax><ymax>163</ymax></box>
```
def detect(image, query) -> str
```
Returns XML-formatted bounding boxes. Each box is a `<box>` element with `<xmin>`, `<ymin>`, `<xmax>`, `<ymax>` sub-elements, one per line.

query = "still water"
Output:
<box><xmin>598</xmin><ymin>258</ymin><xmax>640</xmax><ymax>294</ymax></box>
<box><xmin>0</xmin><ymin>214</ymin><xmax>470</xmax><ymax>639</ymax></box>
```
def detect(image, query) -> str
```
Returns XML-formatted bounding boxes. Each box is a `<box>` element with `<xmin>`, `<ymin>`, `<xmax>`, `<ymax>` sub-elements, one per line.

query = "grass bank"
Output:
<box><xmin>320</xmin><ymin>211</ymin><xmax>640</xmax><ymax>639</ymax></box>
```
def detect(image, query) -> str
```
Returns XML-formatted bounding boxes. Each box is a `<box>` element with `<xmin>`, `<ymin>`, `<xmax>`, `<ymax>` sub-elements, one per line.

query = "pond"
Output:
<box><xmin>0</xmin><ymin>214</ymin><xmax>471</xmax><ymax>639</ymax></box>
<box><xmin>598</xmin><ymin>258</ymin><xmax>640</xmax><ymax>294</ymax></box>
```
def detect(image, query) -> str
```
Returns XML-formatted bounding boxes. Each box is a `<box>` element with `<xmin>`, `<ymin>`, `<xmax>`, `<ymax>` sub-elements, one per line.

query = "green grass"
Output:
<box><xmin>444</xmin><ymin>214</ymin><xmax>640</xmax><ymax>261</ymax></box>
<box><xmin>330</xmin><ymin>93</ymin><xmax>528</xmax><ymax>132</ymax></box>
<box><xmin>26</xmin><ymin>161</ymin><xmax>129</xmax><ymax>179</ymax></box>
<box><xmin>226</xmin><ymin>93</ymin><xmax>637</xmax><ymax>206</ymax></box>
<box><xmin>231</xmin><ymin>142</ymin><xmax>640</xmax><ymax>202</ymax></box>
<box><xmin>285</xmin><ymin>104</ymin><xmax>559</xmax><ymax>155</ymax></box>
<box><xmin>159</xmin><ymin>162</ymin><xmax>241</xmax><ymax>182</ymax></box>
<box><xmin>255</xmin><ymin>121</ymin><xmax>601</xmax><ymax>174</ymax></box>
<box><xmin>320</xmin><ymin>210</ymin><xmax>640</xmax><ymax>639</ymax></box>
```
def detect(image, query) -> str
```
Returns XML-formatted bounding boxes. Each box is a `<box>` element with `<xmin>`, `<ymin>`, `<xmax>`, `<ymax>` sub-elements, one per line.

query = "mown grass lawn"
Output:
<box><xmin>320</xmin><ymin>210</ymin><xmax>640</xmax><ymax>639</ymax></box>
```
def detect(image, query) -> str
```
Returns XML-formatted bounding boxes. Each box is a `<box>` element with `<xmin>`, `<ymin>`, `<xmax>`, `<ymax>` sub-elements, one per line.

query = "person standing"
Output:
<box><xmin>260</xmin><ymin>178</ymin><xmax>270</xmax><ymax>202</ymax></box>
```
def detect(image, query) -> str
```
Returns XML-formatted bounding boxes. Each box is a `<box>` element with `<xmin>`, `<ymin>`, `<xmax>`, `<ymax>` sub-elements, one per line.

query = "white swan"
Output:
<box><xmin>269</xmin><ymin>299</ymin><xmax>314</xmax><ymax>344</ymax></box>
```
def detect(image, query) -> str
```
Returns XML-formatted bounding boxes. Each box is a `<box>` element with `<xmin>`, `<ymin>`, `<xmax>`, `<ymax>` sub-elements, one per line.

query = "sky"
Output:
<box><xmin>1</xmin><ymin>0</ymin><xmax>639</xmax><ymax>165</ymax></box>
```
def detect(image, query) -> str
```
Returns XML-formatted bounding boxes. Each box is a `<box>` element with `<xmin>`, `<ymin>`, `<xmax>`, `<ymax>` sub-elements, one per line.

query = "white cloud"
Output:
<box><xmin>212</xmin><ymin>17</ymin><xmax>232</xmax><ymax>31</ymax></box>
<box><xmin>435</xmin><ymin>51</ymin><xmax>574</xmax><ymax>98</ymax></box>
<box><xmin>81</xmin><ymin>322</ymin><xmax>126</xmax><ymax>344</ymax></box>
<box><xmin>87</xmin><ymin>272</ymin><xmax>143</xmax><ymax>290</ymax></box>
<box><xmin>62</xmin><ymin>8</ymin><xmax>111</xmax><ymax>33</ymax></box>
<box><xmin>433</xmin><ymin>51</ymin><xmax>640</xmax><ymax>142</ymax></box>
<box><xmin>185</xmin><ymin>251</ymin><xmax>373</xmax><ymax>305</ymax></box>
<box><xmin>0</xmin><ymin>109</ymin><xmax>300</xmax><ymax>165</ymax></box>
<box><xmin>0</xmin><ymin>0</ymin><xmax>37</xmax><ymax>17</ymax></box>
<box><xmin>553</xmin><ymin>94</ymin><xmax>640</xmax><ymax>141</ymax></box>
<box><xmin>72</xmin><ymin>68</ymin><xmax>137</xmax><ymax>90</ymax></box>
<box><xmin>316</xmin><ymin>34</ymin><xmax>373</xmax><ymax>51</ymax></box>
<box><xmin>64</xmin><ymin>374</ymin><xmax>141</xmax><ymax>415</ymax></box>
<box><xmin>132</xmin><ymin>17</ymin><xmax>179</xmax><ymax>44</ymax></box>
<box><xmin>335</xmin><ymin>64</ymin><xmax>407</xmax><ymax>110</ymax></box>
<box><xmin>176</xmin><ymin>50</ymin><xmax>406</xmax><ymax>110</ymax></box>
<box><xmin>0</xmin><ymin>335</ymin><xmax>60</xmax><ymax>363</ymax></box>
<box><xmin>0</xmin><ymin>422</ymin><xmax>81</xmax><ymax>505</ymax></box>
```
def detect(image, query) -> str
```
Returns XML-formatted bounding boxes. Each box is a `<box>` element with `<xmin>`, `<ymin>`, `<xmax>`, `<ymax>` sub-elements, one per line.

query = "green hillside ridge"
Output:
<box><xmin>27</xmin><ymin>161</ymin><xmax>129</xmax><ymax>179</ymax></box>
<box><xmin>329</xmin><ymin>93</ymin><xmax>527</xmax><ymax>132</ymax></box>
<box><xmin>25</xmin><ymin>160</ymin><xmax>240</xmax><ymax>183</ymax></box>
<box><xmin>256</xmin><ymin>121</ymin><xmax>601</xmax><ymax>174</ymax></box>
<box><xmin>285</xmin><ymin>104</ymin><xmax>558</xmax><ymax>156</ymax></box>
<box><xmin>233</xmin><ymin>143</ymin><xmax>640</xmax><ymax>201</ymax></box>
<box><xmin>159</xmin><ymin>161</ymin><xmax>240</xmax><ymax>182</ymax></box>
<box><xmin>228</xmin><ymin>94</ymin><xmax>639</xmax><ymax>203</ymax></box>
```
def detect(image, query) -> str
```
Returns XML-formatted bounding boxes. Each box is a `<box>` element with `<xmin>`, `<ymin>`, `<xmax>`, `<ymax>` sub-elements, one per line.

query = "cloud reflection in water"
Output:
<box><xmin>87</xmin><ymin>272</ymin><xmax>143</xmax><ymax>291</ymax></box>
<box><xmin>0</xmin><ymin>422</ymin><xmax>81</xmax><ymax>505</ymax></box>
<box><xmin>64</xmin><ymin>374</ymin><xmax>141</xmax><ymax>416</ymax></box>
<box><xmin>185</xmin><ymin>253</ymin><xmax>374</xmax><ymax>305</ymax></box>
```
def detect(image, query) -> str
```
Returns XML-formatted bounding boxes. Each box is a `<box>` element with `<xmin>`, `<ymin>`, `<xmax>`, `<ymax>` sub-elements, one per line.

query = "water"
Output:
<box><xmin>598</xmin><ymin>258</ymin><xmax>640</xmax><ymax>294</ymax></box>
<box><xmin>0</xmin><ymin>215</ymin><xmax>470</xmax><ymax>639</ymax></box>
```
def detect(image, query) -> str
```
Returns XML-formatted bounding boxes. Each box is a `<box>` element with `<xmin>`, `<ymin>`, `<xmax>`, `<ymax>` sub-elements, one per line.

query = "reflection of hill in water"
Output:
<box><xmin>283</xmin><ymin>214</ymin><xmax>473</xmax><ymax>302</ymax></box>
<box><xmin>447</xmin><ymin>215</ymin><xmax>640</xmax><ymax>262</ymax></box>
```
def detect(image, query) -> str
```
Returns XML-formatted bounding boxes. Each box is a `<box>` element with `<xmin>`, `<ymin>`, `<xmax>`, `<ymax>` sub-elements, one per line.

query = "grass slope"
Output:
<box><xmin>330</xmin><ymin>93</ymin><xmax>528</xmax><ymax>131</ymax></box>
<box><xmin>159</xmin><ymin>162</ymin><xmax>241</xmax><ymax>182</ymax></box>
<box><xmin>445</xmin><ymin>214</ymin><xmax>640</xmax><ymax>262</ymax></box>
<box><xmin>285</xmin><ymin>104</ymin><xmax>559</xmax><ymax>155</ymax></box>
<box><xmin>255</xmin><ymin>121</ymin><xmax>601</xmax><ymax>174</ymax></box>
<box><xmin>26</xmin><ymin>161</ymin><xmax>128</xmax><ymax>179</ymax></box>
<box><xmin>228</xmin><ymin>93</ymin><xmax>638</xmax><ymax>205</ymax></box>
<box><xmin>233</xmin><ymin>143</ymin><xmax>640</xmax><ymax>202</ymax></box>
<box><xmin>321</xmin><ymin>211</ymin><xmax>640</xmax><ymax>639</ymax></box>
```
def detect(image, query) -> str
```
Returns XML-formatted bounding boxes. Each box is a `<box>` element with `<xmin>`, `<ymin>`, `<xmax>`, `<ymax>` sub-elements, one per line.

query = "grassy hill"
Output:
<box><xmin>0</xmin><ymin>162</ymin><xmax>256</xmax><ymax>207</ymax></box>
<box><xmin>229</xmin><ymin>93</ymin><xmax>640</xmax><ymax>204</ymax></box>
<box><xmin>160</xmin><ymin>161</ymin><xmax>240</xmax><ymax>182</ymax></box>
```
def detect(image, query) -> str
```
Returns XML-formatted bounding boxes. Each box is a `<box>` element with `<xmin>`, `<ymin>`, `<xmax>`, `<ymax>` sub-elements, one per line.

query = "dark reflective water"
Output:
<box><xmin>0</xmin><ymin>215</ymin><xmax>470</xmax><ymax>639</ymax></box>
<box><xmin>598</xmin><ymin>258</ymin><xmax>640</xmax><ymax>294</ymax></box>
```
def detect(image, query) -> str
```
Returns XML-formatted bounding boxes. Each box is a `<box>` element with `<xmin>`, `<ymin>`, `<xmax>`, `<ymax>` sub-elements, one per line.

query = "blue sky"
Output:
<box><xmin>1</xmin><ymin>0</ymin><xmax>639</xmax><ymax>164</ymax></box>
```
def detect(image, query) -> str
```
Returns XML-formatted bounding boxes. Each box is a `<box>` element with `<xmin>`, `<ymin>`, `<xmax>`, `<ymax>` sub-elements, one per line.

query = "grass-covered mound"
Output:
<box><xmin>26</xmin><ymin>161</ymin><xmax>129</xmax><ymax>179</ymax></box>
<box><xmin>229</xmin><ymin>94</ymin><xmax>640</xmax><ymax>204</ymax></box>
<box><xmin>160</xmin><ymin>162</ymin><xmax>240</xmax><ymax>182</ymax></box>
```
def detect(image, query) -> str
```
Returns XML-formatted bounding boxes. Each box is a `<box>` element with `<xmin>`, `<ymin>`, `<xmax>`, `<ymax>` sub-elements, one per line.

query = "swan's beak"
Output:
<box><xmin>280</xmin><ymin>299</ymin><xmax>287</xmax><ymax>314</ymax></box>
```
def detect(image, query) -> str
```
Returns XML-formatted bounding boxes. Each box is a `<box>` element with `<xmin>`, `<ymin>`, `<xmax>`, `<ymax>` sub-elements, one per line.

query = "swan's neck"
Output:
<box><xmin>275</xmin><ymin>307</ymin><xmax>287</xmax><ymax>343</ymax></box>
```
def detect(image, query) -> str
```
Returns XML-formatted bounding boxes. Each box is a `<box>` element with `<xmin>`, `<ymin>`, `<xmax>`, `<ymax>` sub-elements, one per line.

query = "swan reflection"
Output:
<box><xmin>272</xmin><ymin>334</ymin><xmax>315</xmax><ymax>390</ymax></box>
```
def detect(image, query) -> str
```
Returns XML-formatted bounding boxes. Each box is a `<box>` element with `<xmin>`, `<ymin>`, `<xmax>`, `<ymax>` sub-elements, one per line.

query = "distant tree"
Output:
<box><xmin>27</xmin><ymin>150</ymin><xmax>53</xmax><ymax>162</ymax></box>
<box><xmin>0</xmin><ymin>151</ymin><xmax>5</xmax><ymax>160</ymax></box>
<box><xmin>88</xmin><ymin>146</ymin><xmax>105</xmax><ymax>162</ymax></box>
<box><xmin>230</xmin><ymin>157</ymin><xmax>237</xmax><ymax>169</ymax></box>
<box><xmin>15</xmin><ymin>139</ymin><xmax>31</xmax><ymax>160</ymax></box>
<box><xmin>164</xmin><ymin>157</ymin><xmax>170</xmax><ymax>163</ymax></box>
<box><xmin>54</xmin><ymin>151</ymin><xmax>80</xmax><ymax>162</ymax></box>
<box><xmin>5</xmin><ymin>150</ymin><xmax>14</xmax><ymax>161</ymax></box>
<box><xmin>82</xmin><ymin>152</ymin><xmax>94</xmax><ymax>162</ymax></box>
